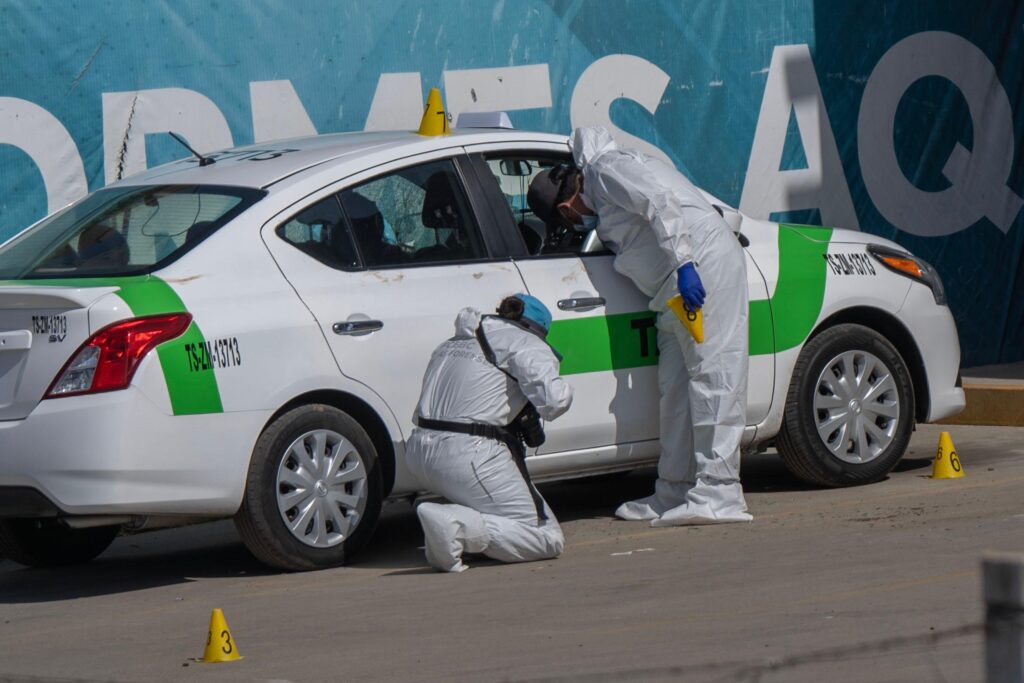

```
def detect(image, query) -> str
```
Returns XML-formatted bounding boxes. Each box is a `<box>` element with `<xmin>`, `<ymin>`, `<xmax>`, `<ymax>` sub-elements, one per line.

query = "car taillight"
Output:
<box><xmin>45</xmin><ymin>313</ymin><xmax>192</xmax><ymax>398</ymax></box>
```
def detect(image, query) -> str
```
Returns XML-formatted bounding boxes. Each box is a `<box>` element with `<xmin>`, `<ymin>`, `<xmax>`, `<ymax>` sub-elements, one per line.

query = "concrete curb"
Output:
<box><xmin>939</xmin><ymin>382</ymin><xmax>1024</xmax><ymax>427</ymax></box>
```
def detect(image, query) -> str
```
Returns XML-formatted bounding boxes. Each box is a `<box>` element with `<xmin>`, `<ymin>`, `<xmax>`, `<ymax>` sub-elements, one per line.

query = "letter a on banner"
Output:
<box><xmin>740</xmin><ymin>45</ymin><xmax>859</xmax><ymax>230</ymax></box>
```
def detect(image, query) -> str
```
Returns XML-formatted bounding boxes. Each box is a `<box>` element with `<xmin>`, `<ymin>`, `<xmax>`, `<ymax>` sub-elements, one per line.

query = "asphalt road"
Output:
<box><xmin>1</xmin><ymin>424</ymin><xmax>1022</xmax><ymax>683</ymax></box>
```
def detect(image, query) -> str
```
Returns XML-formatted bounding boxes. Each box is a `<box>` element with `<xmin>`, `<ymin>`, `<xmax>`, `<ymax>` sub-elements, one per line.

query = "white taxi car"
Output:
<box><xmin>0</xmin><ymin>122</ymin><xmax>964</xmax><ymax>570</ymax></box>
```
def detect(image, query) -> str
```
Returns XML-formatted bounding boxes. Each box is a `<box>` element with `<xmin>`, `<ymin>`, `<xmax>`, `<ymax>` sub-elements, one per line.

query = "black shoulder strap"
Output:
<box><xmin>476</xmin><ymin>317</ymin><xmax>516</xmax><ymax>380</ymax></box>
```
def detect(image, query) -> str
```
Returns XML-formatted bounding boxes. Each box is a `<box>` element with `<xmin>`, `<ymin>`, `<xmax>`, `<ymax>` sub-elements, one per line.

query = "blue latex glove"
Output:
<box><xmin>676</xmin><ymin>262</ymin><xmax>706</xmax><ymax>310</ymax></box>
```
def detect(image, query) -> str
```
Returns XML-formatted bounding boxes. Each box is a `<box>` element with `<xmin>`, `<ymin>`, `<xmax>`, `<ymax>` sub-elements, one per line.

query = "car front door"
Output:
<box><xmin>464</xmin><ymin>145</ymin><xmax>660</xmax><ymax>464</ymax></box>
<box><xmin>262</xmin><ymin>152</ymin><xmax>527</xmax><ymax>439</ymax></box>
<box><xmin>465</xmin><ymin>144</ymin><xmax>775</xmax><ymax>460</ymax></box>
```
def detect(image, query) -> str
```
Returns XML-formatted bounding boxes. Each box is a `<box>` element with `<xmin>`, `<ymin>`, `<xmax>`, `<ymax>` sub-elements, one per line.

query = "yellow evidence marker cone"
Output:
<box><xmin>666</xmin><ymin>294</ymin><xmax>704</xmax><ymax>343</ymax></box>
<box><xmin>202</xmin><ymin>608</ymin><xmax>242</xmax><ymax>663</ymax></box>
<box><xmin>417</xmin><ymin>87</ymin><xmax>450</xmax><ymax>136</ymax></box>
<box><xmin>931</xmin><ymin>431</ymin><xmax>964</xmax><ymax>479</ymax></box>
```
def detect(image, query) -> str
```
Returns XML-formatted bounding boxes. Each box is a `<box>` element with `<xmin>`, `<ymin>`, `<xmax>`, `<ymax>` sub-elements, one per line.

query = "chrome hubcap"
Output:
<box><xmin>812</xmin><ymin>350</ymin><xmax>900</xmax><ymax>464</ymax></box>
<box><xmin>275</xmin><ymin>429</ymin><xmax>367</xmax><ymax>548</ymax></box>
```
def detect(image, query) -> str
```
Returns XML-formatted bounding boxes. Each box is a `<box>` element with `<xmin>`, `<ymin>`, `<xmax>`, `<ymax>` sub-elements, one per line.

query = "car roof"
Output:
<box><xmin>117</xmin><ymin>129</ymin><xmax>570</xmax><ymax>190</ymax></box>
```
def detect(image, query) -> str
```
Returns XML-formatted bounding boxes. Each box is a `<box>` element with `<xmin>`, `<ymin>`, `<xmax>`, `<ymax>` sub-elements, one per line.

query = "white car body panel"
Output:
<box><xmin>0</xmin><ymin>128</ymin><xmax>965</xmax><ymax>523</ymax></box>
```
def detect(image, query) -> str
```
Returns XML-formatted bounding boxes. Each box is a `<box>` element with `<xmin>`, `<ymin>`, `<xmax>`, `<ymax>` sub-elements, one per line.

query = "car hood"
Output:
<box><xmin>784</xmin><ymin>224</ymin><xmax>907</xmax><ymax>253</ymax></box>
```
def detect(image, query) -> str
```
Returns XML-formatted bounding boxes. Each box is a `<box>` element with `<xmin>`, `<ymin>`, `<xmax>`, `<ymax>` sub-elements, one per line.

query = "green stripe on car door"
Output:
<box><xmin>547</xmin><ymin>312</ymin><xmax>659</xmax><ymax>375</ymax></box>
<box><xmin>548</xmin><ymin>224</ymin><xmax>832</xmax><ymax>375</ymax></box>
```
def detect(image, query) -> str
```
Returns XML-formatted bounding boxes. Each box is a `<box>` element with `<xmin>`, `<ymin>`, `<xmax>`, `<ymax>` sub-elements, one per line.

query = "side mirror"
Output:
<box><xmin>720</xmin><ymin>208</ymin><xmax>743</xmax><ymax>234</ymax></box>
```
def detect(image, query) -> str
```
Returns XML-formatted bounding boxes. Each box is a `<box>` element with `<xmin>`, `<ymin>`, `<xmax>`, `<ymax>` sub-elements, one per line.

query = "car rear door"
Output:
<box><xmin>261</xmin><ymin>150</ymin><xmax>528</xmax><ymax>437</ymax></box>
<box><xmin>464</xmin><ymin>144</ymin><xmax>660</xmax><ymax>457</ymax></box>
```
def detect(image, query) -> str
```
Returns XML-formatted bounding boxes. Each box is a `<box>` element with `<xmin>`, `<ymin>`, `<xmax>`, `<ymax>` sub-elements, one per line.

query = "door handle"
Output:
<box><xmin>557</xmin><ymin>297</ymin><xmax>605</xmax><ymax>311</ymax></box>
<box><xmin>333</xmin><ymin>320</ymin><xmax>383</xmax><ymax>336</ymax></box>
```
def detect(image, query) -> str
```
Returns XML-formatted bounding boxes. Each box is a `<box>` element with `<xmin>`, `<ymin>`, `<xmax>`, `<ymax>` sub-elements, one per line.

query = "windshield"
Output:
<box><xmin>0</xmin><ymin>184</ymin><xmax>265</xmax><ymax>279</ymax></box>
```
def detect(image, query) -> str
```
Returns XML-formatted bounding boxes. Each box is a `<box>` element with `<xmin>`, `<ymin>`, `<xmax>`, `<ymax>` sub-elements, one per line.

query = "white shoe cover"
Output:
<box><xmin>417</xmin><ymin>502</ymin><xmax>489</xmax><ymax>573</ymax></box>
<box><xmin>614</xmin><ymin>495</ymin><xmax>664</xmax><ymax>521</ymax></box>
<box><xmin>650</xmin><ymin>504</ymin><xmax>752</xmax><ymax>527</ymax></box>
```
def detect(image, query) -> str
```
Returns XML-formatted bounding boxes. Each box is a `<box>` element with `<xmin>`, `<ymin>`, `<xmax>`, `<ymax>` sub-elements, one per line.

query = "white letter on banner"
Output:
<box><xmin>251</xmin><ymin>80</ymin><xmax>317</xmax><ymax>142</ymax></box>
<box><xmin>858</xmin><ymin>31</ymin><xmax>1022</xmax><ymax>236</ymax></box>
<box><xmin>364</xmin><ymin>73</ymin><xmax>424</xmax><ymax>131</ymax></box>
<box><xmin>0</xmin><ymin>98</ymin><xmax>87</xmax><ymax>213</ymax></box>
<box><xmin>102</xmin><ymin>88</ymin><xmax>233</xmax><ymax>183</ymax></box>
<box><xmin>740</xmin><ymin>45</ymin><xmax>859</xmax><ymax>229</ymax></box>
<box><xmin>570</xmin><ymin>55</ymin><xmax>672</xmax><ymax>165</ymax></box>
<box><xmin>443</xmin><ymin>64</ymin><xmax>551</xmax><ymax>123</ymax></box>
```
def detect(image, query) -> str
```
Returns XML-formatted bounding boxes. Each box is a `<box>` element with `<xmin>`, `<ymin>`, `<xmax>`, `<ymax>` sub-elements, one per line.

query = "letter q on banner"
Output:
<box><xmin>858</xmin><ymin>31</ymin><xmax>1022</xmax><ymax>237</ymax></box>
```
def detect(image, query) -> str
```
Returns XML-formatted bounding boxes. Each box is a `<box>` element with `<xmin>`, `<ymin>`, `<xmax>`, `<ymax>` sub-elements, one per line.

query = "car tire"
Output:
<box><xmin>234</xmin><ymin>404</ymin><xmax>383</xmax><ymax>571</ymax></box>
<box><xmin>0</xmin><ymin>519</ymin><xmax>119</xmax><ymax>567</ymax></box>
<box><xmin>776</xmin><ymin>323</ymin><xmax>915</xmax><ymax>487</ymax></box>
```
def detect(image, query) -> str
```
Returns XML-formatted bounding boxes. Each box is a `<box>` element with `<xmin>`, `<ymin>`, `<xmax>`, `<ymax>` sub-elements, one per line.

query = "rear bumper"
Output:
<box><xmin>0</xmin><ymin>486</ymin><xmax>61</xmax><ymax>517</ymax></box>
<box><xmin>898</xmin><ymin>285</ymin><xmax>966</xmax><ymax>422</ymax></box>
<box><xmin>0</xmin><ymin>389</ymin><xmax>269</xmax><ymax>517</ymax></box>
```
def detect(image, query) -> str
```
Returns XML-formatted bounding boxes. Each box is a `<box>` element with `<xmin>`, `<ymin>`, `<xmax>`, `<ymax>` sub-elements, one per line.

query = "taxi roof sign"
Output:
<box><xmin>455</xmin><ymin>112</ymin><xmax>514</xmax><ymax>129</ymax></box>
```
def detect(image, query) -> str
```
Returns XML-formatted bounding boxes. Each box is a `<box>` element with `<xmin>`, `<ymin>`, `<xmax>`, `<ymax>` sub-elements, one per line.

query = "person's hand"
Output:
<box><xmin>676</xmin><ymin>262</ymin><xmax>706</xmax><ymax>310</ymax></box>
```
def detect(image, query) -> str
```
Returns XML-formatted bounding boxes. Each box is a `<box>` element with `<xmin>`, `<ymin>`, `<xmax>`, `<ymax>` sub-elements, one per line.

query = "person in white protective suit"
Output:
<box><xmin>527</xmin><ymin>126</ymin><xmax>751</xmax><ymax>526</ymax></box>
<box><xmin>405</xmin><ymin>294</ymin><xmax>574</xmax><ymax>572</ymax></box>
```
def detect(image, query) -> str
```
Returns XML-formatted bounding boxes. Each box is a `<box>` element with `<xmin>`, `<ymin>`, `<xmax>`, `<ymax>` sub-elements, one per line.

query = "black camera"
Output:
<box><xmin>511</xmin><ymin>403</ymin><xmax>545</xmax><ymax>449</ymax></box>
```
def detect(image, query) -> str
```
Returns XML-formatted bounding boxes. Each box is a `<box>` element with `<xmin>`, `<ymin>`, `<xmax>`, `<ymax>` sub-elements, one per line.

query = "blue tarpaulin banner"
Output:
<box><xmin>1</xmin><ymin>0</ymin><xmax>1021</xmax><ymax>366</ymax></box>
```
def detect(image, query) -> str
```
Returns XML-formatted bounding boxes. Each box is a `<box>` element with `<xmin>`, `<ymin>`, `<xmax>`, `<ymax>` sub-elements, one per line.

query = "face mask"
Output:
<box><xmin>579</xmin><ymin>214</ymin><xmax>599</xmax><ymax>231</ymax></box>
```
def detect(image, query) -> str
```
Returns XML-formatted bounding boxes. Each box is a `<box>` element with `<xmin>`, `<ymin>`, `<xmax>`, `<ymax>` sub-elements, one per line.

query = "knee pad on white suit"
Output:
<box><xmin>417</xmin><ymin>502</ymin><xmax>489</xmax><ymax>573</ymax></box>
<box><xmin>480</xmin><ymin>512</ymin><xmax>565</xmax><ymax>564</ymax></box>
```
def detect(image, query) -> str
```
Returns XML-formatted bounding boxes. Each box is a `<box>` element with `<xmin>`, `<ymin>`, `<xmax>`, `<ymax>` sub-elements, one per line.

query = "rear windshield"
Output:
<box><xmin>0</xmin><ymin>184</ymin><xmax>264</xmax><ymax>279</ymax></box>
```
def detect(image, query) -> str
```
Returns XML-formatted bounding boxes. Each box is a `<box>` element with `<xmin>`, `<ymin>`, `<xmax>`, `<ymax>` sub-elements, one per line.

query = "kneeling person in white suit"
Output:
<box><xmin>406</xmin><ymin>294</ymin><xmax>574</xmax><ymax>573</ymax></box>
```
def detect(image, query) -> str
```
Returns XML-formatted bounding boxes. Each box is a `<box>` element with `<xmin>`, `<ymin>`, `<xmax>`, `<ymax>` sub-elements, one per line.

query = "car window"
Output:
<box><xmin>483</xmin><ymin>154</ymin><xmax>609</xmax><ymax>257</ymax></box>
<box><xmin>340</xmin><ymin>159</ymin><xmax>485</xmax><ymax>267</ymax></box>
<box><xmin>0</xmin><ymin>185</ymin><xmax>264</xmax><ymax>279</ymax></box>
<box><xmin>275</xmin><ymin>195</ymin><xmax>359</xmax><ymax>270</ymax></box>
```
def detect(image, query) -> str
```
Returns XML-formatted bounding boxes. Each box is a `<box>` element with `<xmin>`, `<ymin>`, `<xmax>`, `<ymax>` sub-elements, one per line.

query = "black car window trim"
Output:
<box><xmin>333</xmin><ymin>155</ymin><xmax>497</xmax><ymax>271</ymax></box>
<box><xmin>470</xmin><ymin>151</ymin><xmax>613</xmax><ymax>260</ymax></box>
<box><xmin>274</xmin><ymin>193</ymin><xmax>361</xmax><ymax>272</ymax></box>
<box><xmin>264</xmin><ymin>147</ymin><xmax>536</xmax><ymax>272</ymax></box>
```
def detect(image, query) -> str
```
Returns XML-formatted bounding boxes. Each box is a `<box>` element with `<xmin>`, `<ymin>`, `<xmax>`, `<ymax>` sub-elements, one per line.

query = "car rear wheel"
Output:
<box><xmin>776</xmin><ymin>323</ymin><xmax>915</xmax><ymax>487</ymax></box>
<box><xmin>234</xmin><ymin>404</ymin><xmax>383</xmax><ymax>571</ymax></box>
<box><xmin>0</xmin><ymin>519</ymin><xmax>119</xmax><ymax>567</ymax></box>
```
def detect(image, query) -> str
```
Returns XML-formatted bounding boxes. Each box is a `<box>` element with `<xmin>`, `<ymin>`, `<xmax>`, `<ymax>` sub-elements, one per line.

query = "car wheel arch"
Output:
<box><xmin>263</xmin><ymin>390</ymin><xmax>397</xmax><ymax>496</ymax></box>
<box><xmin>804</xmin><ymin>306</ymin><xmax>929</xmax><ymax>423</ymax></box>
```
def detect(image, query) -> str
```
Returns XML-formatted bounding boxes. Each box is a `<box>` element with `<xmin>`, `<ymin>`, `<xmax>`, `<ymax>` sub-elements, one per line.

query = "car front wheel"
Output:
<box><xmin>234</xmin><ymin>404</ymin><xmax>383</xmax><ymax>571</ymax></box>
<box><xmin>776</xmin><ymin>323</ymin><xmax>915</xmax><ymax>487</ymax></box>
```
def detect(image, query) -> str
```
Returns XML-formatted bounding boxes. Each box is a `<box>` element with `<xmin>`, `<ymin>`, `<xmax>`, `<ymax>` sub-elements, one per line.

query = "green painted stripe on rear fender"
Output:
<box><xmin>548</xmin><ymin>224</ymin><xmax>832</xmax><ymax>375</ymax></box>
<box><xmin>0</xmin><ymin>275</ymin><xmax>223</xmax><ymax>415</ymax></box>
<box><xmin>113</xmin><ymin>278</ymin><xmax>223</xmax><ymax>415</ymax></box>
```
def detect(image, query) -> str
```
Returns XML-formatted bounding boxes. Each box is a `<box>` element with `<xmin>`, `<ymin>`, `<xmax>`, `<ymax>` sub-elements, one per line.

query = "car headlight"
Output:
<box><xmin>866</xmin><ymin>244</ymin><xmax>946</xmax><ymax>306</ymax></box>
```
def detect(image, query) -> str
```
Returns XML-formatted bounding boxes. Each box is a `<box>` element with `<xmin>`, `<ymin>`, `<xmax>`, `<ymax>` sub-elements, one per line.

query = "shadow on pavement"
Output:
<box><xmin>0</xmin><ymin>452</ymin><xmax>874</xmax><ymax>594</ymax></box>
<box><xmin>0</xmin><ymin>520</ymin><xmax>272</xmax><ymax>604</ymax></box>
<box><xmin>894</xmin><ymin>457</ymin><xmax>933</xmax><ymax>473</ymax></box>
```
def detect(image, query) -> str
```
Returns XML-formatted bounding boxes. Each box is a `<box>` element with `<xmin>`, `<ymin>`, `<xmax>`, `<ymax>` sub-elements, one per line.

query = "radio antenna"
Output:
<box><xmin>167</xmin><ymin>131</ymin><xmax>216</xmax><ymax>167</ymax></box>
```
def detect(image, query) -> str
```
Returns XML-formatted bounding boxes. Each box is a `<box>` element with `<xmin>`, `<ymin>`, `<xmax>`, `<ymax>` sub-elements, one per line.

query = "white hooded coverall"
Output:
<box><xmin>405</xmin><ymin>308</ymin><xmax>574</xmax><ymax>572</ymax></box>
<box><xmin>571</xmin><ymin>127</ymin><xmax>751</xmax><ymax>526</ymax></box>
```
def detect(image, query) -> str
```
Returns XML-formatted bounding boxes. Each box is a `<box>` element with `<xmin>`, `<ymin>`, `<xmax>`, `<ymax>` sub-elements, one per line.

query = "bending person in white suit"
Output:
<box><xmin>527</xmin><ymin>126</ymin><xmax>751</xmax><ymax>527</ymax></box>
<box><xmin>406</xmin><ymin>294</ymin><xmax>573</xmax><ymax>572</ymax></box>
